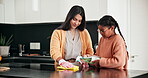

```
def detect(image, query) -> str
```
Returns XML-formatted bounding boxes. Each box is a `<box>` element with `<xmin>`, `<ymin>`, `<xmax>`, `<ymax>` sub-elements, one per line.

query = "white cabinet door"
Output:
<box><xmin>0</xmin><ymin>0</ymin><xmax>15</xmax><ymax>23</ymax></box>
<box><xmin>15</xmin><ymin>0</ymin><xmax>41</xmax><ymax>23</ymax></box>
<box><xmin>0</xmin><ymin>3</ymin><xmax>4</xmax><ymax>23</ymax></box>
<box><xmin>24</xmin><ymin>0</ymin><xmax>41</xmax><ymax>23</ymax></box>
<box><xmin>40</xmin><ymin>0</ymin><xmax>60</xmax><ymax>22</ymax></box>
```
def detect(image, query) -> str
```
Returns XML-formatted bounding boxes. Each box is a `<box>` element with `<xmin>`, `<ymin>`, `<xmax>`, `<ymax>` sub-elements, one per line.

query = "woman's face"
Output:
<box><xmin>70</xmin><ymin>14</ymin><xmax>82</xmax><ymax>30</ymax></box>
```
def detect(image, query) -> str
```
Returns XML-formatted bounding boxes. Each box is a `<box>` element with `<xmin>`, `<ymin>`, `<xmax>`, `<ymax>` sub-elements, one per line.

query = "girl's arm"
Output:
<box><xmin>99</xmin><ymin>38</ymin><xmax>127</xmax><ymax>69</ymax></box>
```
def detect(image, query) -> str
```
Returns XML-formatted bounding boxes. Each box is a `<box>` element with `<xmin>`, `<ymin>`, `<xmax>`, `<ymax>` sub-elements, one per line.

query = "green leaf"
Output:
<box><xmin>0</xmin><ymin>33</ymin><xmax>13</xmax><ymax>46</ymax></box>
<box><xmin>5</xmin><ymin>35</ymin><xmax>13</xmax><ymax>46</ymax></box>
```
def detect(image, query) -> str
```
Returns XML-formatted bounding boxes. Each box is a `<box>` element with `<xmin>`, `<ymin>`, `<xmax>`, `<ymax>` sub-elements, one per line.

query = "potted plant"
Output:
<box><xmin>0</xmin><ymin>33</ymin><xmax>13</xmax><ymax>56</ymax></box>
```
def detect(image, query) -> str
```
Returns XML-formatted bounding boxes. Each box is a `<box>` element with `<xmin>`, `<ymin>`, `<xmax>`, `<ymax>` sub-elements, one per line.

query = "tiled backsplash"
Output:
<box><xmin>0</xmin><ymin>21</ymin><xmax>98</xmax><ymax>56</ymax></box>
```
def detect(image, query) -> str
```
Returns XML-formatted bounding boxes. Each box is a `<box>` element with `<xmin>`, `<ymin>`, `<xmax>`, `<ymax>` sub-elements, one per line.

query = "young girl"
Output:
<box><xmin>91</xmin><ymin>15</ymin><xmax>128</xmax><ymax>69</ymax></box>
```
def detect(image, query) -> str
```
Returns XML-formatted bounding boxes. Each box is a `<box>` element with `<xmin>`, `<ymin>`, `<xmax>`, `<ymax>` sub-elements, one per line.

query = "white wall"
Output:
<box><xmin>130</xmin><ymin>0</ymin><xmax>148</xmax><ymax>70</ymax></box>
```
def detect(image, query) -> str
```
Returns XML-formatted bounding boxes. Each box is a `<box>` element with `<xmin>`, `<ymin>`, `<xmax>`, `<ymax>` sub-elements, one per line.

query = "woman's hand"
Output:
<box><xmin>59</xmin><ymin>59</ymin><xmax>74</xmax><ymax>68</ymax></box>
<box><xmin>83</xmin><ymin>54</ymin><xmax>91</xmax><ymax>57</ymax></box>
<box><xmin>59</xmin><ymin>62</ymin><xmax>75</xmax><ymax>68</ymax></box>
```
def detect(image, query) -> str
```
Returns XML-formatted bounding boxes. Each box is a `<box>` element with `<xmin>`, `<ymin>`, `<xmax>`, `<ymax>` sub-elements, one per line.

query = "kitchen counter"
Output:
<box><xmin>1</xmin><ymin>56</ymin><xmax>55</xmax><ymax>71</ymax></box>
<box><xmin>1</xmin><ymin>56</ymin><xmax>148</xmax><ymax>78</ymax></box>
<box><xmin>0</xmin><ymin>66</ymin><xmax>148</xmax><ymax>78</ymax></box>
<box><xmin>1</xmin><ymin>56</ymin><xmax>54</xmax><ymax>63</ymax></box>
<box><xmin>0</xmin><ymin>62</ymin><xmax>148</xmax><ymax>78</ymax></box>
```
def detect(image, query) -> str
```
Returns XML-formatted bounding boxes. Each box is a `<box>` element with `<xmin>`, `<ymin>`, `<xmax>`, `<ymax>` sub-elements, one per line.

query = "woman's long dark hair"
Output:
<box><xmin>97</xmin><ymin>15</ymin><xmax>125</xmax><ymax>41</ymax></box>
<box><xmin>57</xmin><ymin>5</ymin><xmax>86</xmax><ymax>31</ymax></box>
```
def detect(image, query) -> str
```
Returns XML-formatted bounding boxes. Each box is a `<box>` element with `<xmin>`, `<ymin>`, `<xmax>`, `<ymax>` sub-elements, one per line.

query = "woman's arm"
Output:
<box><xmin>84</xmin><ymin>29</ymin><xmax>94</xmax><ymax>56</ymax></box>
<box><xmin>50</xmin><ymin>30</ymin><xmax>62</xmax><ymax>61</ymax></box>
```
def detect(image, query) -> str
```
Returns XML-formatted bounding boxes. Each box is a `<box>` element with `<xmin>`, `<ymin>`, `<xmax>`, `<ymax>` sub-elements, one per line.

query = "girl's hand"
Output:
<box><xmin>90</xmin><ymin>60</ymin><xmax>100</xmax><ymax>68</ymax></box>
<box><xmin>80</xmin><ymin>59</ymin><xmax>89</xmax><ymax>68</ymax></box>
<box><xmin>81</xmin><ymin>54</ymin><xmax>91</xmax><ymax>68</ymax></box>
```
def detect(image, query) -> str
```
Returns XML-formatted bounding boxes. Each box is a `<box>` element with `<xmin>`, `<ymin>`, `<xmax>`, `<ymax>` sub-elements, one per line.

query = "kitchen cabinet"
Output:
<box><xmin>0</xmin><ymin>0</ymin><xmax>106</xmax><ymax>23</ymax></box>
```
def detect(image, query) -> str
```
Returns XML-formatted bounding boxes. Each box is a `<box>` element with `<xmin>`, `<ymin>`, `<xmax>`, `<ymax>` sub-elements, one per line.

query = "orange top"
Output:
<box><xmin>96</xmin><ymin>34</ymin><xmax>128</xmax><ymax>69</ymax></box>
<box><xmin>0</xmin><ymin>56</ymin><xmax>2</xmax><ymax>61</ymax></box>
<box><xmin>50</xmin><ymin>29</ymin><xmax>94</xmax><ymax>61</ymax></box>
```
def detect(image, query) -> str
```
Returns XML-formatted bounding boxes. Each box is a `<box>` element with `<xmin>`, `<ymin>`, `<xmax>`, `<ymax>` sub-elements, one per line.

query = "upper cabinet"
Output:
<box><xmin>0</xmin><ymin>0</ymin><xmax>107</xmax><ymax>24</ymax></box>
<box><xmin>0</xmin><ymin>0</ymin><xmax>15</xmax><ymax>23</ymax></box>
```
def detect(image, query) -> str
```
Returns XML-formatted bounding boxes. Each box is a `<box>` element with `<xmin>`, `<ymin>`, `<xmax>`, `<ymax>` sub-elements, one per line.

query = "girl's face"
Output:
<box><xmin>98</xmin><ymin>25</ymin><xmax>114</xmax><ymax>38</ymax></box>
<box><xmin>70</xmin><ymin>14</ymin><xmax>82</xmax><ymax>30</ymax></box>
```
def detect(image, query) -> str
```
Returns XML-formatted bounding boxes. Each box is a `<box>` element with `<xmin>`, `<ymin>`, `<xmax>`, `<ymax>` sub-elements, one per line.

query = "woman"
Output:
<box><xmin>50</xmin><ymin>5</ymin><xmax>94</xmax><ymax>68</ymax></box>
